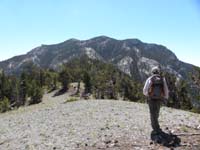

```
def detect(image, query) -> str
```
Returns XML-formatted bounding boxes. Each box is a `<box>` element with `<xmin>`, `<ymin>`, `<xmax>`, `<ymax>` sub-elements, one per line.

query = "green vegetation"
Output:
<box><xmin>189</xmin><ymin>66</ymin><xmax>200</xmax><ymax>112</ymax></box>
<box><xmin>59</xmin><ymin>68</ymin><xmax>71</xmax><ymax>92</ymax></box>
<box><xmin>0</xmin><ymin>56</ymin><xmax>200</xmax><ymax>113</ymax></box>
<box><xmin>83</xmin><ymin>71</ymin><xmax>92</xmax><ymax>94</ymax></box>
<box><xmin>192</xmin><ymin>66</ymin><xmax>200</xmax><ymax>102</ymax></box>
<box><xmin>0</xmin><ymin>56</ymin><xmax>144</xmax><ymax>113</ymax></box>
<box><xmin>180</xmin><ymin>126</ymin><xmax>189</xmax><ymax>132</ymax></box>
<box><xmin>164</xmin><ymin>72</ymin><xmax>193</xmax><ymax>110</ymax></box>
<box><xmin>191</xmin><ymin>107</ymin><xmax>200</xmax><ymax>113</ymax></box>
<box><xmin>0</xmin><ymin>64</ymin><xmax>58</xmax><ymax>112</ymax></box>
<box><xmin>163</xmin><ymin>70</ymin><xmax>200</xmax><ymax>113</ymax></box>
<box><xmin>60</xmin><ymin>56</ymin><xmax>144</xmax><ymax>101</ymax></box>
<box><xmin>64</xmin><ymin>97</ymin><xmax>78</xmax><ymax>103</ymax></box>
<box><xmin>0</xmin><ymin>97</ymin><xmax>10</xmax><ymax>113</ymax></box>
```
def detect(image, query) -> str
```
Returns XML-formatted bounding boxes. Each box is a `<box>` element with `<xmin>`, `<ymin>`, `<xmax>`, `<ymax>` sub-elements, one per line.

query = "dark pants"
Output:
<box><xmin>148</xmin><ymin>98</ymin><xmax>161</xmax><ymax>134</ymax></box>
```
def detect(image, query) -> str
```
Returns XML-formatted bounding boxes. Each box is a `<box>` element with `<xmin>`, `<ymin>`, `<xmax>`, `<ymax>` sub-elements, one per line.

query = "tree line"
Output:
<box><xmin>163</xmin><ymin>72</ymin><xmax>192</xmax><ymax>110</ymax></box>
<box><xmin>0</xmin><ymin>56</ymin><xmax>199</xmax><ymax>113</ymax></box>
<box><xmin>0</xmin><ymin>65</ymin><xmax>56</xmax><ymax>112</ymax></box>
<box><xmin>0</xmin><ymin>57</ymin><xmax>144</xmax><ymax>113</ymax></box>
<box><xmin>59</xmin><ymin>56</ymin><xmax>144</xmax><ymax>101</ymax></box>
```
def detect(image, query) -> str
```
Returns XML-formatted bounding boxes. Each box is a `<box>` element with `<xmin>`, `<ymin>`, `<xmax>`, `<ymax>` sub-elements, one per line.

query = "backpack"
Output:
<box><xmin>148</xmin><ymin>75</ymin><xmax>164</xmax><ymax>99</ymax></box>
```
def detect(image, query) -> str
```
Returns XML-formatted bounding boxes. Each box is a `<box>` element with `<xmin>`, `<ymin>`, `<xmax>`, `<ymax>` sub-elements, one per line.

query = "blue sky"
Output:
<box><xmin>0</xmin><ymin>0</ymin><xmax>200</xmax><ymax>66</ymax></box>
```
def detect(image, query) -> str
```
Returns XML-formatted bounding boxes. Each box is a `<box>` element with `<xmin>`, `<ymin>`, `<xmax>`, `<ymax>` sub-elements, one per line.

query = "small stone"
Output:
<box><xmin>114</xmin><ymin>140</ymin><xmax>118</xmax><ymax>143</ymax></box>
<box><xmin>110</xmin><ymin>143</ymin><xmax>115</xmax><ymax>147</ymax></box>
<box><xmin>104</xmin><ymin>140</ymin><xmax>111</xmax><ymax>144</ymax></box>
<box><xmin>170</xmin><ymin>130</ymin><xmax>175</xmax><ymax>133</ymax></box>
<box><xmin>76</xmin><ymin>143</ymin><xmax>80</xmax><ymax>148</ymax></box>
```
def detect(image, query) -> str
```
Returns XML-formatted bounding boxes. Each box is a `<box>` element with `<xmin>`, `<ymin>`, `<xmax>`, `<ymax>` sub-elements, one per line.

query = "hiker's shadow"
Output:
<box><xmin>151</xmin><ymin>131</ymin><xmax>181</xmax><ymax>147</ymax></box>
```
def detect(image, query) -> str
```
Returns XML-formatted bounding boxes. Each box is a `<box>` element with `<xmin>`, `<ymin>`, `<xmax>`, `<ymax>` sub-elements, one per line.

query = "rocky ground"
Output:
<box><xmin>0</xmin><ymin>91</ymin><xmax>200</xmax><ymax>150</ymax></box>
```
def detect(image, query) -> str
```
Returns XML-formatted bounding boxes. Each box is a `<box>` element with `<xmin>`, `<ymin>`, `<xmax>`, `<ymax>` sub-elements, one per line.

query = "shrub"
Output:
<box><xmin>64</xmin><ymin>97</ymin><xmax>78</xmax><ymax>103</ymax></box>
<box><xmin>0</xmin><ymin>97</ymin><xmax>10</xmax><ymax>113</ymax></box>
<box><xmin>191</xmin><ymin>107</ymin><xmax>200</xmax><ymax>114</ymax></box>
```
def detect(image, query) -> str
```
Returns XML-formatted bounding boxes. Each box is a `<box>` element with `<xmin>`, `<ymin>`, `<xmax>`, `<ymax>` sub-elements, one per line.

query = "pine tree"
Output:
<box><xmin>19</xmin><ymin>72</ymin><xmax>28</xmax><ymax>105</ymax></box>
<box><xmin>0</xmin><ymin>71</ymin><xmax>11</xmax><ymax>112</ymax></box>
<box><xmin>29</xmin><ymin>80</ymin><xmax>43</xmax><ymax>105</ymax></box>
<box><xmin>178</xmin><ymin>80</ymin><xmax>192</xmax><ymax>110</ymax></box>
<box><xmin>59</xmin><ymin>68</ymin><xmax>71</xmax><ymax>92</ymax></box>
<box><xmin>0</xmin><ymin>71</ymin><xmax>11</xmax><ymax>100</ymax></box>
<box><xmin>53</xmin><ymin>74</ymin><xmax>58</xmax><ymax>90</ymax></box>
<box><xmin>39</xmin><ymin>69</ymin><xmax>46</xmax><ymax>87</ymax></box>
<box><xmin>10</xmin><ymin>77</ymin><xmax>19</xmax><ymax>108</ymax></box>
<box><xmin>83</xmin><ymin>71</ymin><xmax>91</xmax><ymax>94</ymax></box>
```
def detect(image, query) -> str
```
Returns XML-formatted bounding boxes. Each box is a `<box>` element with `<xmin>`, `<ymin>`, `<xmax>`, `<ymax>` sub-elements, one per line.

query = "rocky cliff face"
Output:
<box><xmin>0</xmin><ymin>36</ymin><xmax>195</xmax><ymax>80</ymax></box>
<box><xmin>0</xmin><ymin>36</ymin><xmax>199</xmax><ymax>106</ymax></box>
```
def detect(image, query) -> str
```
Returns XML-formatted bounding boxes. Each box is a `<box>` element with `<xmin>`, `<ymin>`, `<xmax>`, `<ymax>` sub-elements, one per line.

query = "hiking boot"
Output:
<box><xmin>151</xmin><ymin>134</ymin><xmax>163</xmax><ymax>144</ymax></box>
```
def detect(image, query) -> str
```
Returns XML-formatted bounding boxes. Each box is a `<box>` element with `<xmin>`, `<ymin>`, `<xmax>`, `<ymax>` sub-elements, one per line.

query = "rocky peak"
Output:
<box><xmin>89</xmin><ymin>35</ymin><xmax>115</xmax><ymax>42</ymax></box>
<box><xmin>0</xmin><ymin>36</ymin><xmax>200</xmax><ymax>107</ymax></box>
<box><xmin>0</xmin><ymin>36</ymin><xmax>194</xmax><ymax>79</ymax></box>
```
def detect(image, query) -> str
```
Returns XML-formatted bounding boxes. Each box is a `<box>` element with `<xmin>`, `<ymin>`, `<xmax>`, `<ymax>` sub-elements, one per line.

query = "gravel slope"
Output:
<box><xmin>0</xmin><ymin>91</ymin><xmax>200</xmax><ymax>150</ymax></box>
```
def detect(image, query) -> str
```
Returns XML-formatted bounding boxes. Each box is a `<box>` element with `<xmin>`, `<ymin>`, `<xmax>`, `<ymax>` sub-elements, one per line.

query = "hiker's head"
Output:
<box><xmin>151</xmin><ymin>66</ymin><xmax>161</xmax><ymax>75</ymax></box>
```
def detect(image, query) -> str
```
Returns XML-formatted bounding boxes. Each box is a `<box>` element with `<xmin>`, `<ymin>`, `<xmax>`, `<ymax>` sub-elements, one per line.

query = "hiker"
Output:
<box><xmin>143</xmin><ymin>66</ymin><xmax>169</xmax><ymax>136</ymax></box>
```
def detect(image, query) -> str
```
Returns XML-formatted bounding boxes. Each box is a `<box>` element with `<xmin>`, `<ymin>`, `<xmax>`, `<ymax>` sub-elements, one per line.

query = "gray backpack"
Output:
<box><xmin>148</xmin><ymin>75</ymin><xmax>164</xmax><ymax>99</ymax></box>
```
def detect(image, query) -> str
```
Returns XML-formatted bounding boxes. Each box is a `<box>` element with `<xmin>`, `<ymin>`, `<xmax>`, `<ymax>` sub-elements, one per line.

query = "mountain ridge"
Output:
<box><xmin>0</xmin><ymin>36</ymin><xmax>199</xmax><ymax>109</ymax></box>
<box><xmin>0</xmin><ymin>36</ymin><xmax>187</xmax><ymax>65</ymax></box>
<box><xmin>0</xmin><ymin>36</ymin><xmax>177</xmax><ymax>64</ymax></box>
<box><xmin>0</xmin><ymin>36</ymin><xmax>192</xmax><ymax>77</ymax></box>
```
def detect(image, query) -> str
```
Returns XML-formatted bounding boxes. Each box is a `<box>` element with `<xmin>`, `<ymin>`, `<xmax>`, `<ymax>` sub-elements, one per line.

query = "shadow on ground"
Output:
<box><xmin>151</xmin><ymin>130</ymin><xmax>181</xmax><ymax>147</ymax></box>
<box><xmin>53</xmin><ymin>89</ymin><xmax>67</xmax><ymax>97</ymax></box>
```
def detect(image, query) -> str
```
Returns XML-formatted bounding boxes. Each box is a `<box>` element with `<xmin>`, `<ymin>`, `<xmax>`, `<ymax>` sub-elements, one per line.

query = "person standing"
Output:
<box><xmin>143</xmin><ymin>66</ymin><xmax>169</xmax><ymax>137</ymax></box>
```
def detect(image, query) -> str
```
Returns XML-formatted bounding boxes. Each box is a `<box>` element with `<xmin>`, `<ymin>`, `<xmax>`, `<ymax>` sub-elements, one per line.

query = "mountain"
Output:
<box><xmin>0</xmin><ymin>36</ymin><xmax>194</xmax><ymax>79</ymax></box>
<box><xmin>0</xmin><ymin>36</ymin><xmax>199</xmax><ymax>108</ymax></box>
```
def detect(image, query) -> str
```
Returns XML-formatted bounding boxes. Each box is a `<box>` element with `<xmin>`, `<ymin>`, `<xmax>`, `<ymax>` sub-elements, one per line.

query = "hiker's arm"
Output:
<box><xmin>143</xmin><ymin>78</ymin><xmax>151</xmax><ymax>96</ymax></box>
<box><xmin>163</xmin><ymin>77</ymin><xmax>169</xmax><ymax>99</ymax></box>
